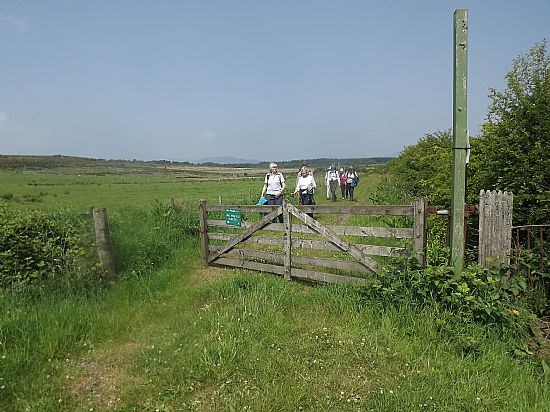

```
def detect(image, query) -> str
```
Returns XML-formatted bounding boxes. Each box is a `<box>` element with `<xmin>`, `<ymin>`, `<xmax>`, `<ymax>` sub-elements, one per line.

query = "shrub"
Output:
<box><xmin>0</xmin><ymin>202</ymin><xmax>99</xmax><ymax>295</ymax></box>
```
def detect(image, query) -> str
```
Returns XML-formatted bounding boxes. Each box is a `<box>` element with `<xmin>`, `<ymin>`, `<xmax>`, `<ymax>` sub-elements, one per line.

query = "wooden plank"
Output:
<box><xmin>325</xmin><ymin>226</ymin><xmax>412</xmax><ymax>238</ymax></box>
<box><xmin>199</xmin><ymin>199</ymin><xmax>209</xmax><ymax>265</ymax></box>
<box><xmin>290</xmin><ymin>268</ymin><xmax>366</xmax><ymax>284</ymax></box>
<box><xmin>291</xmin><ymin>239</ymin><xmax>405</xmax><ymax>257</ymax></box>
<box><xmin>213</xmin><ymin>257</ymin><xmax>366</xmax><ymax>285</ymax></box>
<box><xmin>207</xmin><ymin>220</ymin><xmax>413</xmax><ymax>238</ymax></box>
<box><xmin>206</xmin><ymin>205</ymin><xmax>280</xmax><ymax>213</ymax></box>
<box><xmin>209</xmin><ymin>234</ymin><xmax>405</xmax><ymax>257</ymax></box>
<box><xmin>413</xmin><ymin>197</ymin><xmax>427</xmax><ymax>266</ymax></box>
<box><xmin>206</xmin><ymin>204</ymin><xmax>414</xmax><ymax>215</ymax></box>
<box><xmin>289</xmin><ymin>204</ymin><xmax>377</xmax><ymax>273</ymax></box>
<box><xmin>221</xmin><ymin>248</ymin><xmax>373</xmax><ymax>273</ymax></box>
<box><xmin>295</xmin><ymin>205</ymin><xmax>414</xmax><ymax>216</ymax></box>
<box><xmin>213</xmin><ymin>257</ymin><xmax>285</xmax><ymax>275</ymax></box>
<box><xmin>208</xmin><ymin>232</ymin><xmax>283</xmax><ymax>245</ymax></box>
<box><xmin>219</xmin><ymin>248</ymin><xmax>285</xmax><ymax>262</ymax></box>
<box><xmin>207</xmin><ymin>207</ymin><xmax>282</xmax><ymax>263</ymax></box>
<box><xmin>479</xmin><ymin>190</ymin><xmax>513</xmax><ymax>267</ymax></box>
<box><xmin>283</xmin><ymin>201</ymin><xmax>291</xmax><ymax>280</ymax></box>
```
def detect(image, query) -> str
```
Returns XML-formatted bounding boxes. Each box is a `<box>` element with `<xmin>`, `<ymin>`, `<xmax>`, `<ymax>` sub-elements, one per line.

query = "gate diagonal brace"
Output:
<box><xmin>208</xmin><ymin>206</ymin><xmax>282</xmax><ymax>264</ymax></box>
<box><xmin>288</xmin><ymin>204</ymin><xmax>377</xmax><ymax>273</ymax></box>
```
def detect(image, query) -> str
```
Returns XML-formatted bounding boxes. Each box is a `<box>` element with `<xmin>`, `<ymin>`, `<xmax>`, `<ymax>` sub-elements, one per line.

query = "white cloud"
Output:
<box><xmin>0</xmin><ymin>13</ymin><xmax>30</xmax><ymax>32</ymax></box>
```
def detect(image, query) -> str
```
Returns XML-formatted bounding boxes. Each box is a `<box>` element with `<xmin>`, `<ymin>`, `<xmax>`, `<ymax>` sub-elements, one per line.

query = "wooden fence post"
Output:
<box><xmin>450</xmin><ymin>8</ymin><xmax>468</xmax><ymax>275</ymax></box>
<box><xmin>92</xmin><ymin>207</ymin><xmax>116</xmax><ymax>283</ymax></box>
<box><xmin>478</xmin><ymin>190</ymin><xmax>513</xmax><ymax>267</ymax></box>
<box><xmin>199</xmin><ymin>199</ymin><xmax>209</xmax><ymax>265</ymax></box>
<box><xmin>283</xmin><ymin>200</ymin><xmax>292</xmax><ymax>280</ymax></box>
<box><xmin>413</xmin><ymin>197</ymin><xmax>427</xmax><ymax>267</ymax></box>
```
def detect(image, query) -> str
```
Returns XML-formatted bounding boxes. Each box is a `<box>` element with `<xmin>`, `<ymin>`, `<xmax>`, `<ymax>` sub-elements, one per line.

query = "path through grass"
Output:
<box><xmin>3</xmin><ymin>252</ymin><xmax>546</xmax><ymax>411</ymax></box>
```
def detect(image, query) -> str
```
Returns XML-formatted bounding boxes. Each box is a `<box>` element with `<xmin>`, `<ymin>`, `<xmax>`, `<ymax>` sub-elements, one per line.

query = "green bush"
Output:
<box><xmin>354</xmin><ymin>257</ymin><xmax>533</xmax><ymax>336</ymax></box>
<box><xmin>0</xmin><ymin>202</ymin><xmax>99</xmax><ymax>295</ymax></box>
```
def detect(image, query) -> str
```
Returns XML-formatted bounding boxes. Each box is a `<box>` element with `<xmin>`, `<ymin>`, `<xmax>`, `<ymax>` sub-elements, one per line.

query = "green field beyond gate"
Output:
<box><xmin>0</xmin><ymin>162</ymin><xmax>548</xmax><ymax>411</ymax></box>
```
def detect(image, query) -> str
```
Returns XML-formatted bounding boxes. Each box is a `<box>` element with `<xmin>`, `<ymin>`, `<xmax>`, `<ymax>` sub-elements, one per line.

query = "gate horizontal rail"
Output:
<box><xmin>199</xmin><ymin>198</ymin><xmax>427</xmax><ymax>284</ymax></box>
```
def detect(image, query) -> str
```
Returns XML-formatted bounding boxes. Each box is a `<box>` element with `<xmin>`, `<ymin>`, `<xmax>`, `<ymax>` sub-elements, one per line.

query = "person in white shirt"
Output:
<box><xmin>261</xmin><ymin>162</ymin><xmax>286</xmax><ymax>222</ymax></box>
<box><xmin>324</xmin><ymin>167</ymin><xmax>331</xmax><ymax>200</ymax></box>
<box><xmin>326</xmin><ymin>165</ymin><xmax>340</xmax><ymax>202</ymax></box>
<box><xmin>293</xmin><ymin>165</ymin><xmax>316</xmax><ymax>217</ymax></box>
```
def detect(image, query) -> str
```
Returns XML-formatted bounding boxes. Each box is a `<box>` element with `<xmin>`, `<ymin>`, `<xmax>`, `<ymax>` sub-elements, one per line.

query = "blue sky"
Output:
<box><xmin>0</xmin><ymin>1</ymin><xmax>548</xmax><ymax>162</ymax></box>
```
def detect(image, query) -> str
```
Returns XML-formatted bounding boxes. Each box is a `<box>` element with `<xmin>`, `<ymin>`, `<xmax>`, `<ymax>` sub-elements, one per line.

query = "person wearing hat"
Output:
<box><xmin>261</xmin><ymin>162</ymin><xmax>286</xmax><ymax>222</ymax></box>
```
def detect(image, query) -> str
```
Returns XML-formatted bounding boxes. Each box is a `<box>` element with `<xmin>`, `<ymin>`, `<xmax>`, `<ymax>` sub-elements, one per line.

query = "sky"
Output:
<box><xmin>0</xmin><ymin>1</ymin><xmax>549</xmax><ymax>163</ymax></box>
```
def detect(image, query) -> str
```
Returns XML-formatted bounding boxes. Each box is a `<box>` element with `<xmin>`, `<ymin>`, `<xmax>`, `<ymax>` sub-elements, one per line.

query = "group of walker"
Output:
<box><xmin>259</xmin><ymin>162</ymin><xmax>359</xmax><ymax>221</ymax></box>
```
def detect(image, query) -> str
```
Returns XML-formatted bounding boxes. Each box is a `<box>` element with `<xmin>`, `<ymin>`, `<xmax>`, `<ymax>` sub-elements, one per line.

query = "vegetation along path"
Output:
<box><xmin>14</xmin><ymin>257</ymin><xmax>542</xmax><ymax>411</ymax></box>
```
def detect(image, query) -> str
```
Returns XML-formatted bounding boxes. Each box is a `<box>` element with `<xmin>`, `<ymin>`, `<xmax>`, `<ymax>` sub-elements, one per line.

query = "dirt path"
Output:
<box><xmin>67</xmin><ymin>265</ymin><xmax>233</xmax><ymax>410</ymax></box>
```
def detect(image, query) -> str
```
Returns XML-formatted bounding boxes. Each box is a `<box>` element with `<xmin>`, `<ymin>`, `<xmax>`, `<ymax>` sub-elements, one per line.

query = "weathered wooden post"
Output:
<box><xmin>478</xmin><ymin>190</ymin><xmax>513</xmax><ymax>267</ymax></box>
<box><xmin>413</xmin><ymin>197</ymin><xmax>427</xmax><ymax>267</ymax></box>
<box><xmin>450</xmin><ymin>9</ymin><xmax>468</xmax><ymax>274</ymax></box>
<box><xmin>282</xmin><ymin>200</ymin><xmax>292</xmax><ymax>280</ymax></box>
<box><xmin>198</xmin><ymin>199</ymin><xmax>209</xmax><ymax>265</ymax></box>
<box><xmin>92</xmin><ymin>207</ymin><xmax>116</xmax><ymax>283</ymax></box>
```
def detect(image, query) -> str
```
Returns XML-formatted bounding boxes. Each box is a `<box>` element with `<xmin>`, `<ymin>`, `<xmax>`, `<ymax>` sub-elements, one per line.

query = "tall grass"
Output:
<box><xmin>0</xmin><ymin>170</ymin><xmax>548</xmax><ymax>411</ymax></box>
<box><xmin>0</xmin><ymin>203</ymin><xmax>199</xmax><ymax>410</ymax></box>
<box><xmin>120</xmin><ymin>272</ymin><xmax>548</xmax><ymax>411</ymax></box>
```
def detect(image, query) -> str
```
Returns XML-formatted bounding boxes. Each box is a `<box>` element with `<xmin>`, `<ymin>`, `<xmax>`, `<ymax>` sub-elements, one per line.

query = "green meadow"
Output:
<box><xmin>0</xmin><ymin>164</ymin><xmax>548</xmax><ymax>411</ymax></box>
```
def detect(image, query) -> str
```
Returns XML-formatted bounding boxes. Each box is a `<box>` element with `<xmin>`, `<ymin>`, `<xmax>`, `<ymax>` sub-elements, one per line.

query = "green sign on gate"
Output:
<box><xmin>224</xmin><ymin>208</ymin><xmax>242</xmax><ymax>227</ymax></box>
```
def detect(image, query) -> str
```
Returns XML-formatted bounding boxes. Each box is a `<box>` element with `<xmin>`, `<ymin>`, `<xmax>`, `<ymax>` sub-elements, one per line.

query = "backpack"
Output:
<box><xmin>348</xmin><ymin>172</ymin><xmax>359</xmax><ymax>187</ymax></box>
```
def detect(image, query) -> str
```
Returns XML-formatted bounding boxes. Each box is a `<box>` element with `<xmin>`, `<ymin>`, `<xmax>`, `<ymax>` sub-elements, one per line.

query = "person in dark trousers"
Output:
<box><xmin>339</xmin><ymin>167</ymin><xmax>347</xmax><ymax>199</ymax></box>
<box><xmin>345</xmin><ymin>165</ymin><xmax>359</xmax><ymax>201</ymax></box>
<box><xmin>260</xmin><ymin>162</ymin><xmax>286</xmax><ymax>223</ymax></box>
<box><xmin>293</xmin><ymin>164</ymin><xmax>316</xmax><ymax>218</ymax></box>
<box><xmin>326</xmin><ymin>165</ymin><xmax>339</xmax><ymax>202</ymax></box>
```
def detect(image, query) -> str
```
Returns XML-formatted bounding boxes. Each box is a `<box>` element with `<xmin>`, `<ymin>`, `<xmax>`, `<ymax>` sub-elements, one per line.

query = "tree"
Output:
<box><xmin>470</xmin><ymin>40</ymin><xmax>550</xmax><ymax>224</ymax></box>
<box><xmin>387</xmin><ymin>130</ymin><xmax>452</xmax><ymax>207</ymax></box>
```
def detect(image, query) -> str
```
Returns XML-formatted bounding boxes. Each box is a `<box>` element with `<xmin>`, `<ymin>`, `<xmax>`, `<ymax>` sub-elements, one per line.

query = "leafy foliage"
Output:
<box><xmin>0</xmin><ymin>202</ymin><xmax>98</xmax><ymax>294</ymax></box>
<box><xmin>470</xmin><ymin>40</ymin><xmax>550</xmax><ymax>224</ymax></box>
<box><xmin>385</xmin><ymin>130</ymin><xmax>452</xmax><ymax>207</ymax></box>
<box><xmin>356</xmin><ymin>259</ymin><xmax>533</xmax><ymax>333</ymax></box>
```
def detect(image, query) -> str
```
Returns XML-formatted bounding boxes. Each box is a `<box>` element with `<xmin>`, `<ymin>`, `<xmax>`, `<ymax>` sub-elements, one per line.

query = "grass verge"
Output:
<box><xmin>3</xmin><ymin>262</ymin><xmax>544</xmax><ymax>411</ymax></box>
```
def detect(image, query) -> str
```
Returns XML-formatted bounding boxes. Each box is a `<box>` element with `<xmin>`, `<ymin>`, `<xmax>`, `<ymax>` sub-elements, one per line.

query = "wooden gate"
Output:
<box><xmin>199</xmin><ymin>199</ymin><xmax>427</xmax><ymax>284</ymax></box>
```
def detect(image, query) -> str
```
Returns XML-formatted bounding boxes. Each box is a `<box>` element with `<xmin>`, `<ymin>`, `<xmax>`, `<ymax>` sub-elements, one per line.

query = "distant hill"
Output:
<box><xmin>195</xmin><ymin>156</ymin><xmax>260</xmax><ymax>164</ymax></box>
<box><xmin>217</xmin><ymin>157</ymin><xmax>395</xmax><ymax>171</ymax></box>
<box><xmin>0</xmin><ymin>154</ymin><xmax>394</xmax><ymax>172</ymax></box>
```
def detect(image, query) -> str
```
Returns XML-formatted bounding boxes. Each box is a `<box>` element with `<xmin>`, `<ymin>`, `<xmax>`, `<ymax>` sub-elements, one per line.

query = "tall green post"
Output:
<box><xmin>450</xmin><ymin>9</ymin><xmax>468</xmax><ymax>274</ymax></box>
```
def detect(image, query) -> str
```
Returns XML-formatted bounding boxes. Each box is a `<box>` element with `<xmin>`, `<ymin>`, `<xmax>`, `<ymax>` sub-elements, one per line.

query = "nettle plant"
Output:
<box><xmin>0</xmin><ymin>203</ymin><xmax>91</xmax><ymax>293</ymax></box>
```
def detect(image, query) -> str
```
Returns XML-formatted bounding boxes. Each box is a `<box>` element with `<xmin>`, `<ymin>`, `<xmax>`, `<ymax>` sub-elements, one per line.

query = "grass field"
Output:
<box><xmin>0</xmin><ymin>164</ymin><xmax>548</xmax><ymax>411</ymax></box>
<box><xmin>0</xmin><ymin>167</ymin><xmax>382</xmax><ymax>212</ymax></box>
